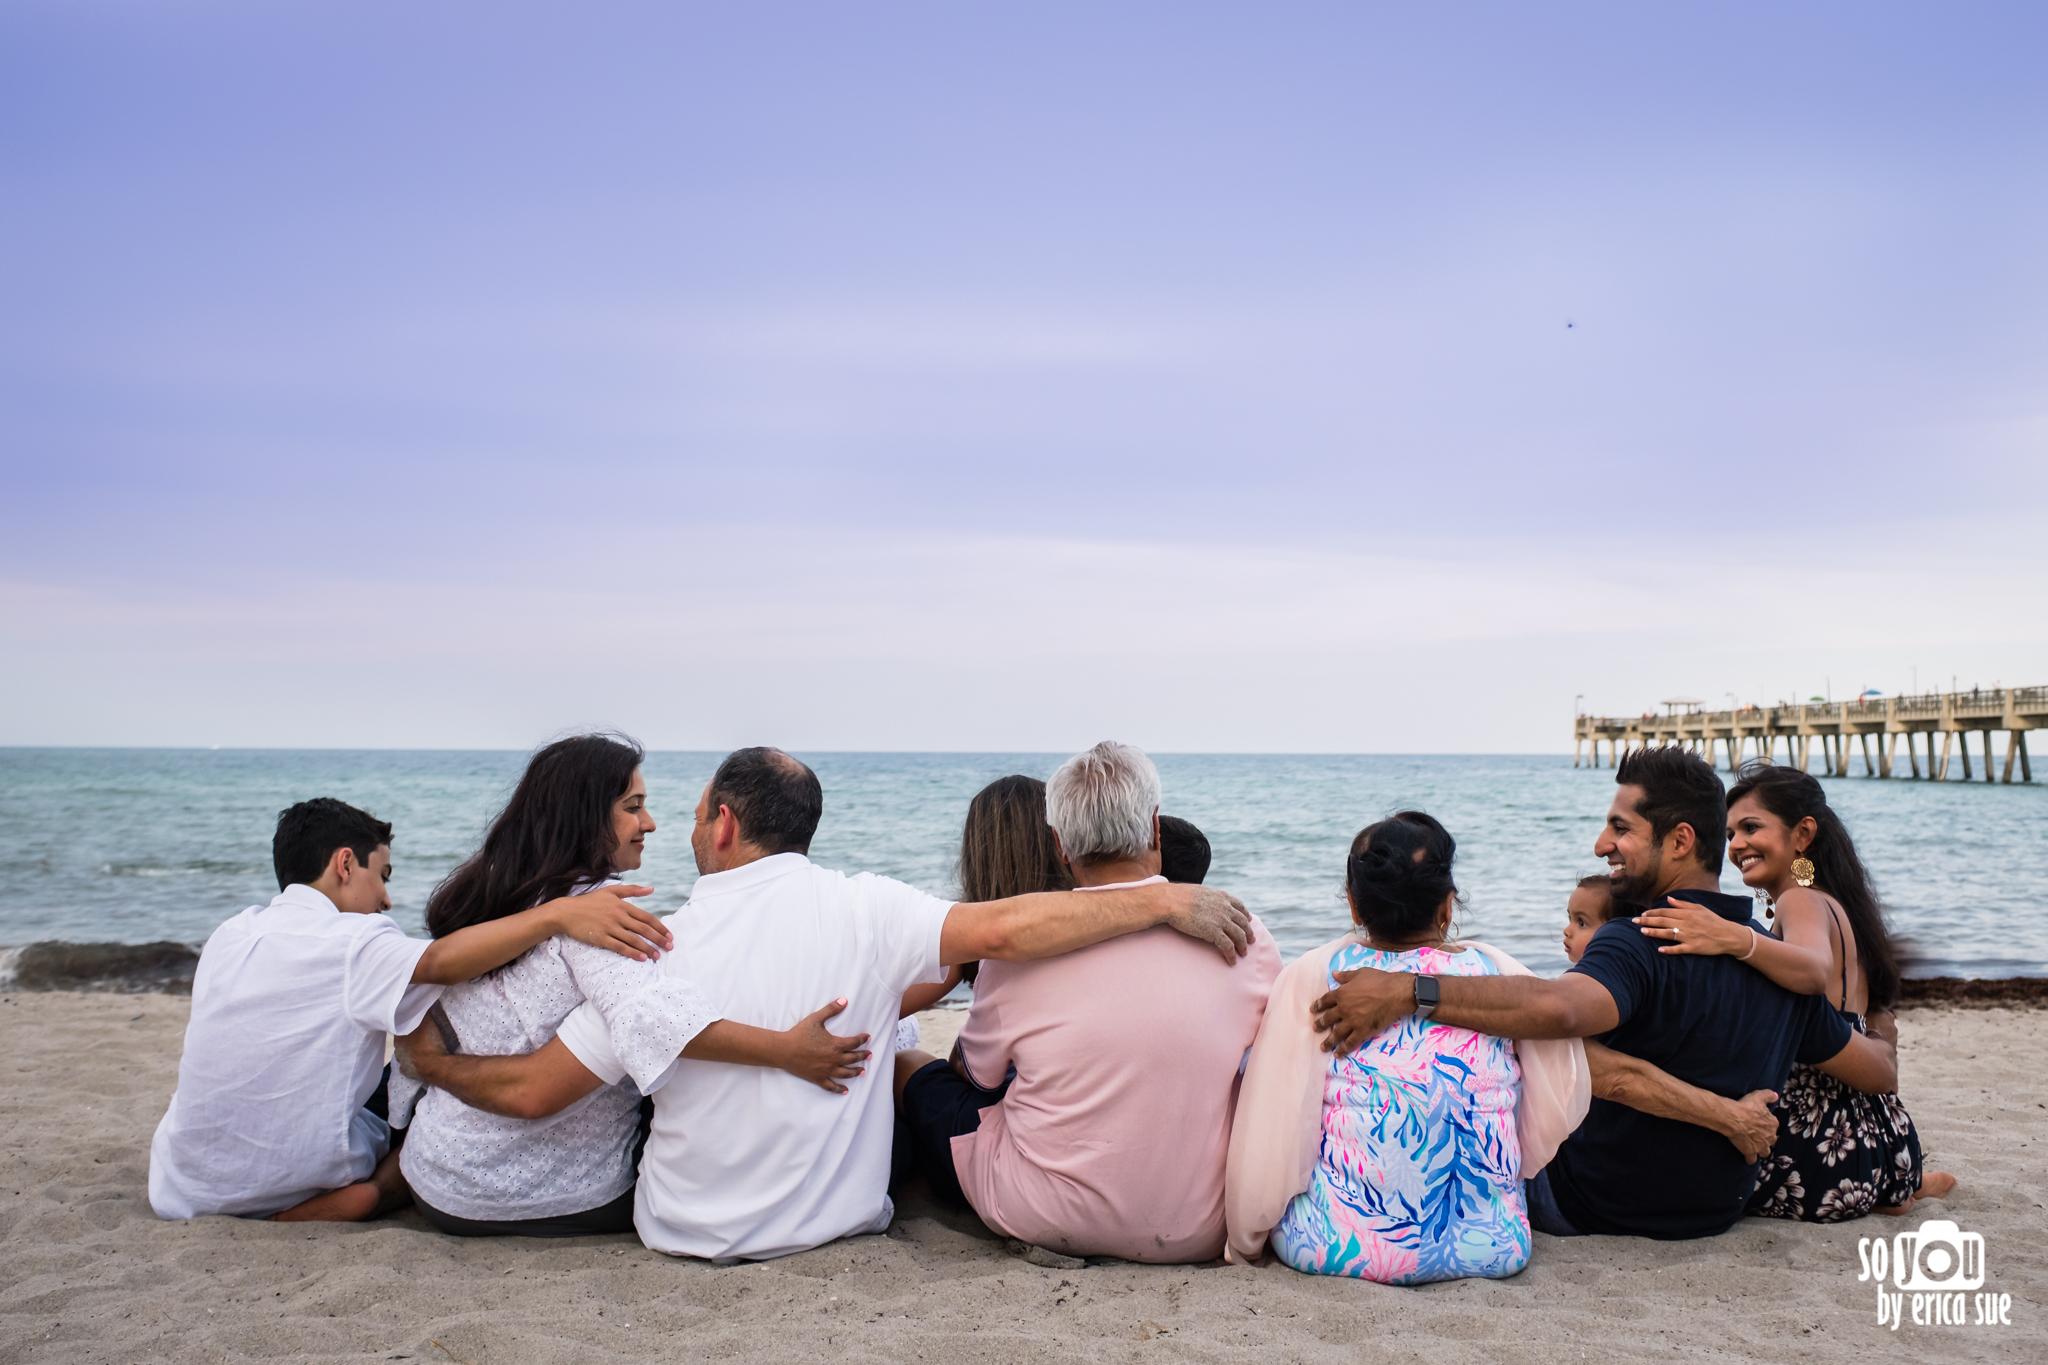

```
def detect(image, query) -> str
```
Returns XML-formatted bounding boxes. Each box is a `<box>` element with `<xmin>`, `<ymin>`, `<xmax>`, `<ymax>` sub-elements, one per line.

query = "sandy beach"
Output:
<box><xmin>2</xmin><ymin>995</ymin><xmax>2041</xmax><ymax>1365</ymax></box>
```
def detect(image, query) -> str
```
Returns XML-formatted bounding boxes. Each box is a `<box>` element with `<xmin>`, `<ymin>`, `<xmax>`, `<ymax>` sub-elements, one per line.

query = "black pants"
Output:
<box><xmin>1524</xmin><ymin>1166</ymin><xmax>1583</xmax><ymax>1237</ymax></box>
<box><xmin>414</xmin><ymin>1184</ymin><xmax>638</xmax><ymax>1238</ymax></box>
<box><xmin>893</xmin><ymin>1059</ymin><xmax>1009</xmax><ymax>1207</ymax></box>
<box><xmin>409</xmin><ymin>1096</ymin><xmax>653</xmax><ymax>1238</ymax></box>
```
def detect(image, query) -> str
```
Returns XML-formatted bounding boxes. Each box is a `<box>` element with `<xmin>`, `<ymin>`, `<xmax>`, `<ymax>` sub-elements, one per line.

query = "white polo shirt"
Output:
<box><xmin>148</xmin><ymin>884</ymin><xmax>440</xmax><ymax>1219</ymax></box>
<box><xmin>557</xmin><ymin>852</ymin><xmax>952</xmax><ymax>1261</ymax></box>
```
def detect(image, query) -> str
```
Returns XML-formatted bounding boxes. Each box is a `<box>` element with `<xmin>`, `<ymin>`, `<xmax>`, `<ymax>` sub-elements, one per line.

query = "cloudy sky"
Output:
<box><xmin>4</xmin><ymin>2</ymin><xmax>2044</xmax><ymax>752</ymax></box>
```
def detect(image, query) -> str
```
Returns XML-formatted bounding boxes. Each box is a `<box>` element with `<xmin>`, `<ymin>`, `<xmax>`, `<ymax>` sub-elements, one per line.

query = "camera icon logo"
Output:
<box><xmin>1893</xmin><ymin>1220</ymin><xmax>1986</xmax><ymax>1291</ymax></box>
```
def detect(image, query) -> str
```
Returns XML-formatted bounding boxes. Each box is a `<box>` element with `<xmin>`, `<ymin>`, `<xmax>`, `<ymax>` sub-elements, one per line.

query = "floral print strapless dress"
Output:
<box><xmin>1747</xmin><ymin>906</ymin><xmax>1925</xmax><ymax>1222</ymax></box>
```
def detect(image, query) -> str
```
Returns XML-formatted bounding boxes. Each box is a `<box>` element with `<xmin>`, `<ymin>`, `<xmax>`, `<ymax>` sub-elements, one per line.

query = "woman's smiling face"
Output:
<box><xmin>609</xmin><ymin>769</ymin><xmax>655</xmax><ymax>872</ymax></box>
<box><xmin>1725</xmin><ymin>792</ymin><xmax>1808</xmax><ymax>888</ymax></box>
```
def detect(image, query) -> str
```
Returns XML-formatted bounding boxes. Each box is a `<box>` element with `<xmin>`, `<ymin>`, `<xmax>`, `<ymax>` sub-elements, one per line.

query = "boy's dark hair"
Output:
<box><xmin>1574</xmin><ymin>874</ymin><xmax>1626</xmax><ymax>921</ymax></box>
<box><xmin>1615</xmin><ymin>747</ymin><xmax>1727</xmax><ymax>875</ymax></box>
<box><xmin>425</xmin><ymin>732</ymin><xmax>644</xmax><ymax>938</ymax></box>
<box><xmin>1158</xmin><ymin>816</ymin><xmax>1211</xmax><ymax>885</ymax></box>
<box><xmin>708</xmin><ymin>747</ymin><xmax>823</xmax><ymax>854</ymax></box>
<box><xmin>1345</xmin><ymin>810</ymin><xmax>1461</xmax><ymax>943</ymax></box>
<box><xmin>273</xmin><ymin>798</ymin><xmax>392</xmax><ymax>891</ymax></box>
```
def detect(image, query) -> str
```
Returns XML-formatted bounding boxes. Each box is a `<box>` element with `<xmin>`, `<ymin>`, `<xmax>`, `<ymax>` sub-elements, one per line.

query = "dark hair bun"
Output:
<box><xmin>1345</xmin><ymin>810</ymin><xmax>1460</xmax><ymax>943</ymax></box>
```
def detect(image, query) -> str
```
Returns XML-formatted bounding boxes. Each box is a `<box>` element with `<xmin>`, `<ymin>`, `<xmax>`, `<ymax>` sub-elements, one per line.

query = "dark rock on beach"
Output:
<box><xmin>3</xmin><ymin>940</ymin><xmax>200</xmax><ymax>994</ymax></box>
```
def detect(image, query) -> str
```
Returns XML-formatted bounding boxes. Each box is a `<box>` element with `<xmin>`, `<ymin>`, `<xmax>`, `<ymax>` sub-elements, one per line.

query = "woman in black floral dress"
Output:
<box><xmin>1635</xmin><ymin>763</ymin><xmax>1955</xmax><ymax>1221</ymax></box>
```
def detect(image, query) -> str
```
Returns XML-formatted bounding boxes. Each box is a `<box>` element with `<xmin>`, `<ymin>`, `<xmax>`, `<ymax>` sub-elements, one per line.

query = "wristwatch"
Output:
<box><xmin>1413</xmin><ymin>973</ymin><xmax>1441</xmax><ymax>1021</ymax></box>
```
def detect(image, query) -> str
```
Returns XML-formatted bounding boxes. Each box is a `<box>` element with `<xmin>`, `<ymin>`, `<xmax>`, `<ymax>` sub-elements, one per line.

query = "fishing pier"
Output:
<box><xmin>1574</xmin><ymin>686</ymin><xmax>2046</xmax><ymax>783</ymax></box>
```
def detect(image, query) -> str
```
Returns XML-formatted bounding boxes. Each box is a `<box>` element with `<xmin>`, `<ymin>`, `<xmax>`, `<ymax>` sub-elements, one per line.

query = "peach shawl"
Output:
<box><xmin>1222</xmin><ymin>934</ymin><xmax>1590</xmax><ymax>1265</ymax></box>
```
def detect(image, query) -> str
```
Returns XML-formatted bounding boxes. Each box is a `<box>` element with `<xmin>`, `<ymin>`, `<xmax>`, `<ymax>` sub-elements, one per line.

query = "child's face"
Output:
<box><xmin>1561</xmin><ymin>886</ymin><xmax>1608</xmax><ymax>964</ymax></box>
<box><xmin>331</xmin><ymin>844</ymin><xmax>393</xmax><ymax>916</ymax></box>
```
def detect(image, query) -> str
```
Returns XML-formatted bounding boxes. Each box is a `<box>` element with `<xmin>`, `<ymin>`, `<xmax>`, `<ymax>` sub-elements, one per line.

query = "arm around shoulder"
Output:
<box><xmin>412</xmin><ymin>885</ymin><xmax>671</xmax><ymax>985</ymax></box>
<box><xmin>940</xmin><ymin>883</ymin><xmax>1252</xmax><ymax>966</ymax></box>
<box><xmin>1436</xmin><ymin>971</ymin><xmax>1620</xmax><ymax>1040</ymax></box>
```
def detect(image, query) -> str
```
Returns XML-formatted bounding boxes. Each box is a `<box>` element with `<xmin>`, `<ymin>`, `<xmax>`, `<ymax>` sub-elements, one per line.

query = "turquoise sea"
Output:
<box><xmin>0</xmin><ymin>748</ymin><xmax>2041</xmax><ymax>979</ymax></box>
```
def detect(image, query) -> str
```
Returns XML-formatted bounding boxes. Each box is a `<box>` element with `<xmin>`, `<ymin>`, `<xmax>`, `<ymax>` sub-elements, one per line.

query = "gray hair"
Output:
<box><xmin>1045</xmin><ymin>741</ymin><xmax>1161</xmax><ymax>864</ymax></box>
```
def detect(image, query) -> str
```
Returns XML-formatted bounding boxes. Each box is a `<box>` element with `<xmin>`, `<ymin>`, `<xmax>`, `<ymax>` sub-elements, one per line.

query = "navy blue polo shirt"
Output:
<box><xmin>1547</xmin><ymin>888</ymin><xmax>1854</xmax><ymax>1240</ymax></box>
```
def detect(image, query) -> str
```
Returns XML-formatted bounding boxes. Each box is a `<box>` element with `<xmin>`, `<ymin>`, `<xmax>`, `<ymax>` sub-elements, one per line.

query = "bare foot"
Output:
<box><xmin>269</xmin><ymin>1148</ymin><xmax>411</xmax><ymax>1223</ymax></box>
<box><xmin>1875</xmin><ymin>1171</ymin><xmax>1958</xmax><ymax>1218</ymax></box>
<box><xmin>271</xmin><ymin>1182</ymin><xmax>382</xmax><ymax>1222</ymax></box>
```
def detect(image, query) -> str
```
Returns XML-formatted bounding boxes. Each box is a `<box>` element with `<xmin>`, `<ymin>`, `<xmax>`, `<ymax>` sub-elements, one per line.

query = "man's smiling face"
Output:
<box><xmin>1594</xmin><ymin>785</ymin><xmax>1666</xmax><ymax>904</ymax></box>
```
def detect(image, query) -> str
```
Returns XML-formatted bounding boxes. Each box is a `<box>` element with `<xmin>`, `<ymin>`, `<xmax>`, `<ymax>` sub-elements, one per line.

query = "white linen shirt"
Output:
<box><xmin>148</xmin><ymin>884</ymin><xmax>440</xmax><ymax>1219</ymax></box>
<box><xmin>393</xmin><ymin>912</ymin><xmax>718</xmax><ymax>1222</ymax></box>
<box><xmin>557</xmin><ymin>852</ymin><xmax>952</xmax><ymax>1261</ymax></box>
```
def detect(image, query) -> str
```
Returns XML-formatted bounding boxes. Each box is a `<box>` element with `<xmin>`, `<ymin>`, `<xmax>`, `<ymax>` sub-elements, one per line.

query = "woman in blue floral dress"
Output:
<box><xmin>1227</xmin><ymin>811</ymin><xmax>1588</xmax><ymax>1284</ymax></box>
<box><xmin>1271</xmin><ymin>936</ymin><xmax>1529</xmax><ymax>1283</ymax></box>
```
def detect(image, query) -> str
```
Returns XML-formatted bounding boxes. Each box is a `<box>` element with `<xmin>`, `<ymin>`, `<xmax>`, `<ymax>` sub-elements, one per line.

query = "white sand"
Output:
<box><xmin>1</xmin><ymin>994</ymin><xmax>2042</xmax><ymax>1363</ymax></box>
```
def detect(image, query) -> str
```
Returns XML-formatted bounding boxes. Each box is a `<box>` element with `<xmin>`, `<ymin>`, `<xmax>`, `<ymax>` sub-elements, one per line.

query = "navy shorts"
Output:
<box><xmin>894</xmin><ymin>1059</ymin><xmax>1009</xmax><ymax>1206</ymax></box>
<box><xmin>1524</xmin><ymin>1166</ymin><xmax>1583</xmax><ymax>1237</ymax></box>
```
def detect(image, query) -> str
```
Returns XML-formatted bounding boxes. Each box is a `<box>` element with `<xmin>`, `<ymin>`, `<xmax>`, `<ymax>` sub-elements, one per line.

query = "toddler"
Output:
<box><xmin>1560</xmin><ymin>874</ymin><xmax>1625</xmax><ymax>964</ymax></box>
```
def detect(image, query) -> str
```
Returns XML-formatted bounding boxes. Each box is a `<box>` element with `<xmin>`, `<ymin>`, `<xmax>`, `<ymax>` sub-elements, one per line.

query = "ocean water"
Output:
<box><xmin>0</xmin><ymin>748</ymin><xmax>2041</xmax><ymax>979</ymax></box>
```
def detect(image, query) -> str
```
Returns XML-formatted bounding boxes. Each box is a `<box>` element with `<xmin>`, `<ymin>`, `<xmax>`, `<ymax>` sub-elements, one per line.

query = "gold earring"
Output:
<box><xmin>1791</xmin><ymin>855</ymin><xmax>1816</xmax><ymax>888</ymax></box>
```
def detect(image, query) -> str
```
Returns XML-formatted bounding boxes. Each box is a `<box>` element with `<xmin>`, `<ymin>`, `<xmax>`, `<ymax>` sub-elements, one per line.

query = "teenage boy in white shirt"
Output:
<box><xmin>148</xmin><ymin>796</ymin><xmax>670</xmax><ymax>1223</ymax></box>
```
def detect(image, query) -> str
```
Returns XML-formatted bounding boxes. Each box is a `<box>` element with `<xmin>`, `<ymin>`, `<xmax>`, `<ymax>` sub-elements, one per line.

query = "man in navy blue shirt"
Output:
<box><xmin>1311</xmin><ymin>747</ymin><xmax>1898</xmax><ymax>1240</ymax></box>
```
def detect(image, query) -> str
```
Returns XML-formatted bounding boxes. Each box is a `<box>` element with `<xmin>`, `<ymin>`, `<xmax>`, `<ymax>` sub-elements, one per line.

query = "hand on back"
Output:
<box><xmin>547</xmin><ymin>885</ymin><xmax>672</xmax><ymax>961</ymax></box>
<box><xmin>1312</xmin><ymin>967</ymin><xmax>1408</xmax><ymax>1054</ymax></box>
<box><xmin>1633</xmin><ymin>897</ymin><xmax>1750</xmax><ymax>957</ymax></box>
<box><xmin>394</xmin><ymin>1003</ymin><xmax>458</xmax><ymax>1082</ymax></box>
<box><xmin>1722</xmin><ymin>1089</ymin><xmax>1780</xmax><ymax>1162</ymax></box>
<box><xmin>780</xmin><ymin>998</ymin><xmax>872</xmax><ymax>1095</ymax></box>
<box><xmin>1162</xmin><ymin>885</ymin><xmax>1254</xmax><ymax>963</ymax></box>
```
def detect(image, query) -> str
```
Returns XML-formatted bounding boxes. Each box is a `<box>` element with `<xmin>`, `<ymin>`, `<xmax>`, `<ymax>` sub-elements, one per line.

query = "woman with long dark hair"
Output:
<box><xmin>889</xmin><ymin>774</ymin><xmax>1071</xmax><ymax>1188</ymax></box>
<box><xmin>1634</xmin><ymin>761</ymin><xmax>1956</xmax><ymax>1218</ymax></box>
<box><xmin>896</xmin><ymin>774</ymin><xmax>1074</xmax><ymax>1030</ymax></box>
<box><xmin>397</xmin><ymin>733</ymin><xmax>866</xmax><ymax>1238</ymax></box>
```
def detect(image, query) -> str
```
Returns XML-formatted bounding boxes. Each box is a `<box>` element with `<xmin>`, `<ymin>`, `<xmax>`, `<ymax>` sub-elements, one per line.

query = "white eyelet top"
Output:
<box><xmin>394</xmin><ymin>885</ymin><xmax>716</xmax><ymax>1222</ymax></box>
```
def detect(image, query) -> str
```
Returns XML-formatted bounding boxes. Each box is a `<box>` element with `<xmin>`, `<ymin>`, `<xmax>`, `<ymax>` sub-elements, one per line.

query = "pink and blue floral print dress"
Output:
<box><xmin>1269</xmin><ymin>942</ymin><xmax>1531</xmax><ymax>1284</ymax></box>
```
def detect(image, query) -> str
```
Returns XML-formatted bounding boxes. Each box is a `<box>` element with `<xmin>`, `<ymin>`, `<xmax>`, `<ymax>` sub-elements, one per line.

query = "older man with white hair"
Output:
<box><xmin>893</xmin><ymin>741</ymin><xmax>1281</xmax><ymax>1263</ymax></box>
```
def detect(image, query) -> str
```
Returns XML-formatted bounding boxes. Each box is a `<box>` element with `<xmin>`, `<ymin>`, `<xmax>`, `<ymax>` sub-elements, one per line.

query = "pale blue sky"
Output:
<box><xmin>4</xmin><ymin>3</ymin><xmax>2045</xmax><ymax>750</ymax></box>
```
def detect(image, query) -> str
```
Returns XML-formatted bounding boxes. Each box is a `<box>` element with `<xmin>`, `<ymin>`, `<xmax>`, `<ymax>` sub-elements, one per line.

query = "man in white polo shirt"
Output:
<box><xmin>397</xmin><ymin>746</ymin><xmax>1255</xmax><ymax>1262</ymax></box>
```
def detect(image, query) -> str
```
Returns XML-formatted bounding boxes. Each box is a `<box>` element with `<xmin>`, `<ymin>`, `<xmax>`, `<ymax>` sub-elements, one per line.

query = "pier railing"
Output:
<box><xmin>1574</xmin><ymin>687</ymin><xmax>2044</xmax><ymax>783</ymax></box>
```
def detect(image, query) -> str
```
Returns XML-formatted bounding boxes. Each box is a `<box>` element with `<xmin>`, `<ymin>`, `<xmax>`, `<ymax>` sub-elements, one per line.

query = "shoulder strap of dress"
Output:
<box><xmin>1822</xmin><ymin>896</ymin><xmax>1850</xmax><ymax>1010</ymax></box>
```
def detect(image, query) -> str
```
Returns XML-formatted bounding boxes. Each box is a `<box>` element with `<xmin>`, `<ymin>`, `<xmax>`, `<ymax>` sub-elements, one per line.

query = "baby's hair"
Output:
<box><xmin>1574</xmin><ymin>874</ymin><xmax>1625</xmax><ymax>922</ymax></box>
